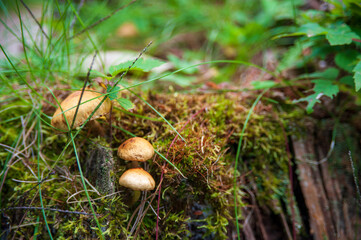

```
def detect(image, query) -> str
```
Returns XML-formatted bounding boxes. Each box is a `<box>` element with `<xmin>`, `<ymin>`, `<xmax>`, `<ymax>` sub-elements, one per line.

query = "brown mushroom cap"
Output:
<box><xmin>51</xmin><ymin>90</ymin><xmax>111</xmax><ymax>131</ymax></box>
<box><xmin>117</xmin><ymin>137</ymin><xmax>154</xmax><ymax>162</ymax></box>
<box><xmin>119</xmin><ymin>168</ymin><xmax>155</xmax><ymax>191</ymax></box>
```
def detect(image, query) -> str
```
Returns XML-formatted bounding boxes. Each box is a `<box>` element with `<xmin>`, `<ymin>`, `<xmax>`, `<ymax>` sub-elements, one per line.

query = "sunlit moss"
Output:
<box><xmin>1</xmin><ymin>92</ymin><xmax>302</xmax><ymax>239</ymax></box>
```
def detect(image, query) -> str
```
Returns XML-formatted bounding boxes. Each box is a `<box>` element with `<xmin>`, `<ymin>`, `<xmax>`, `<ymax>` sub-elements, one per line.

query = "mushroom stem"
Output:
<box><xmin>87</xmin><ymin>120</ymin><xmax>105</xmax><ymax>137</ymax></box>
<box><xmin>130</xmin><ymin>190</ymin><xmax>141</xmax><ymax>205</ymax></box>
<box><xmin>128</xmin><ymin>161</ymin><xmax>140</xmax><ymax>169</ymax></box>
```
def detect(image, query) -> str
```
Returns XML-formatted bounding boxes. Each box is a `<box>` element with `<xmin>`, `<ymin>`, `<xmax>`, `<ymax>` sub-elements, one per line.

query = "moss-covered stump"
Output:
<box><xmin>85</xmin><ymin>143</ymin><xmax>115</xmax><ymax>195</ymax></box>
<box><xmin>1</xmin><ymin>91</ymin><xmax>360</xmax><ymax>239</ymax></box>
<box><xmin>109</xmin><ymin>92</ymin><xmax>300</xmax><ymax>239</ymax></box>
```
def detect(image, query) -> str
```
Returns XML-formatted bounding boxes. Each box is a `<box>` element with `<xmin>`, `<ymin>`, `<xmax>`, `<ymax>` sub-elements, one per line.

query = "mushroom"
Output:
<box><xmin>51</xmin><ymin>89</ymin><xmax>111</xmax><ymax>131</ymax></box>
<box><xmin>117</xmin><ymin>137</ymin><xmax>154</xmax><ymax>162</ymax></box>
<box><xmin>117</xmin><ymin>138</ymin><xmax>155</xmax><ymax>204</ymax></box>
<box><xmin>119</xmin><ymin>168</ymin><xmax>155</xmax><ymax>191</ymax></box>
<box><xmin>119</xmin><ymin>167</ymin><xmax>155</xmax><ymax>204</ymax></box>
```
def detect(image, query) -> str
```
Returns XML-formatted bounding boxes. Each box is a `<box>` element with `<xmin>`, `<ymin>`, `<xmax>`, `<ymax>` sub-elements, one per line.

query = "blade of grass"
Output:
<box><xmin>0</xmin><ymin>73</ymin><xmax>30</xmax><ymax>104</ymax></box>
<box><xmin>12</xmin><ymin>4</ymin><xmax>44</xmax><ymax>57</ymax></box>
<box><xmin>42</xmin><ymin>1</ymin><xmax>56</xmax><ymax>82</ymax></box>
<box><xmin>36</xmin><ymin>109</ymin><xmax>53</xmax><ymax>240</ymax></box>
<box><xmin>0</xmin><ymin>45</ymin><xmax>55</xmax><ymax>107</ymax></box>
<box><xmin>33</xmin><ymin>216</ymin><xmax>40</xmax><ymax>240</ymax></box>
<box><xmin>124</xmin><ymin>87</ymin><xmax>186</xmax><ymax>143</ymax></box>
<box><xmin>0</xmin><ymin>108</ymin><xmax>37</xmax><ymax>198</ymax></box>
<box><xmin>114</xmin><ymin>107</ymin><xmax>162</xmax><ymax>122</ymax></box>
<box><xmin>43</xmin><ymin>89</ymin><xmax>111</xmax><ymax>179</ymax></box>
<box><xmin>16</xmin><ymin>0</ymin><xmax>36</xmax><ymax>81</ymax></box>
<box><xmin>48</xmin><ymin>89</ymin><xmax>105</xmax><ymax>240</ymax></box>
<box><xmin>71</xmin><ymin>51</ymin><xmax>97</xmax><ymax>129</ymax></box>
<box><xmin>68</xmin><ymin>0</ymin><xmax>137</xmax><ymax>40</ymax></box>
<box><xmin>154</xmin><ymin>150</ymin><xmax>185</xmax><ymax>178</ymax></box>
<box><xmin>233</xmin><ymin>89</ymin><xmax>268</xmax><ymax>240</ymax></box>
<box><xmin>0</xmin><ymin>131</ymin><xmax>22</xmax><ymax>207</ymax></box>
<box><xmin>19</xmin><ymin>0</ymin><xmax>49</xmax><ymax>39</ymax></box>
<box><xmin>66</xmin><ymin>0</ymin><xmax>98</xmax><ymax>52</ymax></box>
<box><xmin>54</xmin><ymin>0</ymin><xmax>72</xmax><ymax>74</ymax></box>
<box><xmin>0</xmin><ymin>1</ymin><xmax>8</xmax><ymax>15</ymax></box>
<box><xmin>106</xmin><ymin>60</ymin><xmax>276</xmax><ymax>95</ymax></box>
<box><xmin>104</xmin><ymin>59</ymin><xmax>270</xmax><ymax>143</ymax></box>
<box><xmin>0</xmin><ymin>18</ymin><xmax>35</xmax><ymax>53</ymax></box>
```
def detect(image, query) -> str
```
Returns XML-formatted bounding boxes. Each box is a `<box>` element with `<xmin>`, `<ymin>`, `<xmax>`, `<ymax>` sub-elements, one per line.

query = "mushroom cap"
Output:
<box><xmin>118</xmin><ymin>137</ymin><xmax>154</xmax><ymax>162</ymax></box>
<box><xmin>119</xmin><ymin>168</ymin><xmax>155</xmax><ymax>191</ymax></box>
<box><xmin>51</xmin><ymin>90</ymin><xmax>111</xmax><ymax>131</ymax></box>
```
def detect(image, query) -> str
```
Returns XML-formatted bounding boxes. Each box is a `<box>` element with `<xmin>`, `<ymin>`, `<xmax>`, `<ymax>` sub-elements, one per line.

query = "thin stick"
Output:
<box><xmin>19</xmin><ymin>0</ymin><xmax>49</xmax><ymax>39</ymax></box>
<box><xmin>8</xmin><ymin>172</ymin><xmax>55</xmax><ymax>209</ymax></box>
<box><xmin>70</xmin><ymin>51</ymin><xmax>98</xmax><ymax>129</ymax></box>
<box><xmin>348</xmin><ymin>151</ymin><xmax>361</xmax><ymax>206</ymax></box>
<box><xmin>70</xmin><ymin>0</ymin><xmax>84</xmax><ymax>30</ymax></box>
<box><xmin>2</xmin><ymin>206</ymin><xmax>97</xmax><ymax>216</ymax></box>
<box><xmin>68</xmin><ymin>0</ymin><xmax>137</xmax><ymax>40</ymax></box>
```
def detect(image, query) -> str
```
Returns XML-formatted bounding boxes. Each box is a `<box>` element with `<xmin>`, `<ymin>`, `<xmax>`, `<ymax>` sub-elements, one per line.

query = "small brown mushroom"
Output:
<box><xmin>51</xmin><ymin>89</ymin><xmax>111</xmax><ymax>131</ymax></box>
<box><xmin>117</xmin><ymin>137</ymin><xmax>154</xmax><ymax>162</ymax></box>
<box><xmin>119</xmin><ymin>168</ymin><xmax>155</xmax><ymax>191</ymax></box>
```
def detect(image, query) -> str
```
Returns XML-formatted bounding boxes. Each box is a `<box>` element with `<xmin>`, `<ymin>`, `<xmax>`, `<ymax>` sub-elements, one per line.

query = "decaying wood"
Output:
<box><xmin>84</xmin><ymin>143</ymin><xmax>115</xmax><ymax>239</ymax></box>
<box><xmin>292</xmin><ymin>122</ymin><xmax>361</xmax><ymax>240</ymax></box>
<box><xmin>314</xmin><ymin>123</ymin><xmax>361</xmax><ymax>240</ymax></box>
<box><xmin>292</xmin><ymin>134</ymin><xmax>333</xmax><ymax>239</ymax></box>
<box><xmin>85</xmin><ymin>143</ymin><xmax>115</xmax><ymax>195</ymax></box>
<box><xmin>237</xmin><ymin>120</ymin><xmax>361</xmax><ymax>240</ymax></box>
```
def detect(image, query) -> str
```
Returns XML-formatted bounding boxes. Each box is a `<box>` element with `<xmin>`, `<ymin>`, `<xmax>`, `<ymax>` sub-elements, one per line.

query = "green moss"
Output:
<box><xmin>1</xmin><ymin>92</ymin><xmax>302</xmax><ymax>239</ymax></box>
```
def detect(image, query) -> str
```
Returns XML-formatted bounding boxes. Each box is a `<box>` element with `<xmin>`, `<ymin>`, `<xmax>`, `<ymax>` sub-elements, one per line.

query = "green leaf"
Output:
<box><xmin>161</xmin><ymin>74</ymin><xmax>196</xmax><ymax>87</ymax></box>
<box><xmin>281</xmin><ymin>22</ymin><xmax>360</xmax><ymax>46</ymax></box>
<box><xmin>294</xmin><ymin>78</ymin><xmax>339</xmax><ymax>113</ymax></box>
<box><xmin>340</xmin><ymin>75</ymin><xmax>354</xmax><ymax>87</ymax></box>
<box><xmin>312</xmin><ymin>80</ymin><xmax>339</xmax><ymax>98</ymax></box>
<box><xmin>344</xmin><ymin>0</ymin><xmax>361</xmax><ymax>16</ymax></box>
<box><xmin>326</xmin><ymin>23</ymin><xmax>359</xmax><ymax>45</ymax></box>
<box><xmin>116</xmin><ymin>98</ymin><xmax>134</xmax><ymax>110</ymax></box>
<box><xmin>297</xmin><ymin>23</ymin><xmax>327</xmax><ymax>37</ymax></box>
<box><xmin>90</xmin><ymin>69</ymin><xmax>108</xmax><ymax>78</ymax></box>
<box><xmin>251</xmin><ymin>80</ymin><xmax>277</xmax><ymax>89</ymax></box>
<box><xmin>273</xmin><ymin>23</ymin><xmax>326</xmax><ymax>39</ymax></box>
<box><xmin>353</xmin><ymin>60</ymin><xmax>361</xmax><ymax>91</ymax></box>
<box><xmin>106</xmin><ymin>85</ymin><xmax>120</xmax><ymax>100</ymax></box>
<box><xmin>305</xmin><ymin>68</ymin><xmax>339</xmax><ymax>79</ymax></box>
<box><xmin>293</xmin><ymin>93</ymin><xmax>320</xmax><ymax>114</ymax></box>
<box><xmin>167</xmin><ymin>54</ymin><xmax>198</xmax><ymax>74</ymax></box>
<box><xmin>277</xmin><ymin>45</ymin><xmax>300</xmax><ymax>72</ymax></box>
<box><xmin>109</xmin><ymin>58</ymin><xmax>165</xmax><ymax>76</ymax></box>
<box><xmin>335</xmin><ymin>50</ymin><xmax>360</xmax><ymax>72</ymax></box>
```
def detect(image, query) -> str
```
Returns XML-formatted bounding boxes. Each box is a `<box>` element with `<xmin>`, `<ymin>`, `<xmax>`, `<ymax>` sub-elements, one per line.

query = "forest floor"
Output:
<box><xmin>1</xmin><ymin>1</ymin><xmax>361</xmax><ymax>239</ymax></box>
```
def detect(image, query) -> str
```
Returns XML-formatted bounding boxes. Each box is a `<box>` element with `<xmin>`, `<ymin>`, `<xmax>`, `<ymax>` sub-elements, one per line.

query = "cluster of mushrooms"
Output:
<box><xmin>117</xmin><ymin>137</ymin><xmax>155</xmax><ymax>191</ymax></box>
<box><xmin>51</xmin><ymin>89</ymin><xmax>156</xmax><ymax>195</ymax></box>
